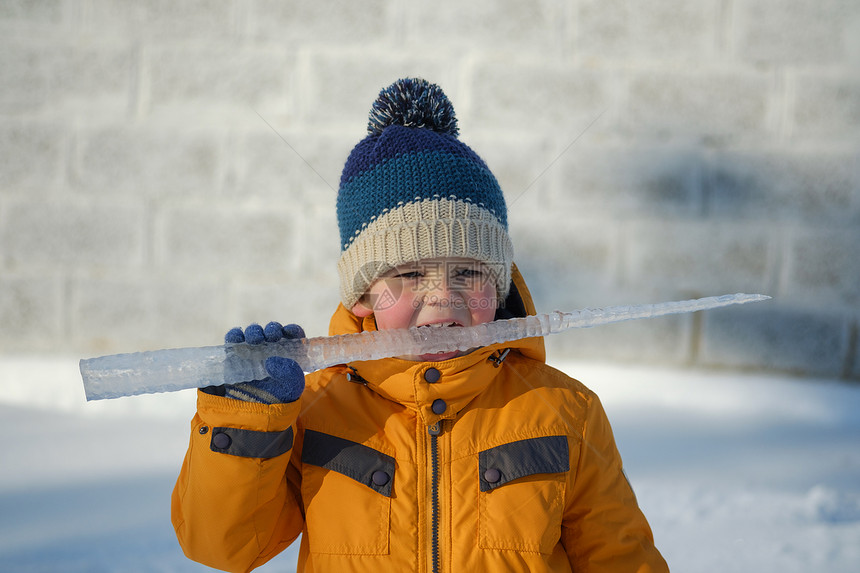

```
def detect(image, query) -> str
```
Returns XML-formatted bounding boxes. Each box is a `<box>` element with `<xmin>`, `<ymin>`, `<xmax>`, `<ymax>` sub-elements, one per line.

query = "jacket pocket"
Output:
<box><xmin>301</xmin><ymin>430</ymin><xmax>394</xmax><ymax>555</ymax></box>
<box><xmin>478</xmin><ymin>435</ymin><xmax>569</xmax><ymax>554</ymax></box>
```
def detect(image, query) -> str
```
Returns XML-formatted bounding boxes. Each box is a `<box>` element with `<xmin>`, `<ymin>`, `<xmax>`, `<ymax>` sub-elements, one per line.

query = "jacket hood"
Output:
<box><xmin>325</xmin><ymin>263</ymin><xmax>546</xmax><ymax>424</ymax></box>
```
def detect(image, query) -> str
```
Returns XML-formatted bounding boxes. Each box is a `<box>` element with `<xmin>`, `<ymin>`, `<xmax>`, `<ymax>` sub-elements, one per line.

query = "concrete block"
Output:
<box><xmin>290</xmin><ymin>202</ymin><xmax>340</xmax><ymax>274</ymax></box>
<box><xmin>784</xmin><ymin>229</ymin><xmax>860</xmax><ymax>307</ymax></box>
<box><xmin>623</xmin><ymin>219</ymin><xmax>772</xmax><ymax>296</ymax></box>
<box><xmin>625</xmin><ymin>70</ymin><xmax>770</xmax><ymax>140</ymax></box>
<box><xmin>233</xmin><ymin>130</ymin><xmax>310</xmax><ymax>200</ymax></box>
<box><xmin>157</xmin><ymin>204</ymin><xmax>297</xmax><ymax>273</ymax></box>
<box><xmin>0</xmin><ymin>41</ymin><xmax>130</xmax><ymax>116</ymax></box>
<box><xmin>248</xmin><ymin>0</ymin><xmax>393</xmax><ymax>44</ymax></box>
<box><xmin>71</xmin><ymin>127</ymin><xmax>221</xmax><ymax>197</ymax></box>
<box><xmin>793</xmin><ymin>73</ymin><xmax>860</xmax><ymax>139</ymax></box>
<box><xmin>468</xmin><ymin>62</ymin><xmax>612</xmax><ymax>133</ymax></box>
<box><xmin>699</xmin><ymin>303</ymin><xmax>850</xmax><ymax>377</ymax></box>
<box><xmin>515</xmin><ymin>227</ymin><xmax>695</xmax><ymax>367</ymax></box>
<box><xmin>704</xmin><ymin>149</ymin><xmax>860</xmax><ymax>225</ymax></box>
<box><xmin>71</xmin><ymin>276</ymin><xmax>228</xmax><ymax>353</ymax></box>
<box><xmin>406</xmin><ymin>0</ymin><xmax>561</xmax><ymax>54</ymax></box>
<box><xmin>233</xmin><ymin>131</ymin><xmax>344</xmax><ymax>201</ymax></box>
<box><xmin>466</xmin><ymin>132</ymin><xmax>558</xmax><ymax>215</ymax></box>
<box><xmin>0</xmin><ymin>44</ymin><xmax>49</xmax><ymax>115</ymax></box>
<box><xmin>47</xmin><ymin>44</ymin><xmax>133</xmax><ymax>114</ymax></box>
<box><xmin>552</xmin><ymin>144</ymin><xmax>703</xmax><ymax>216</ymax></box>
<box><xmin>227</xmin><ymin>126</ymin><xmax>342</xmax><ymax>273</ymax></box>
<box><xmin>0</xmin><ymin>276</ymin><xmax>61</xmax><ymax>351</ymax></box>
<box><xmin>511</xmin><ymin>218</ymin><xmax>620</xmax><ymax>311</ymax></box>
<box><xmin>0</xmin><ymin>0</ymin><xmax>64</xmax><ymax>26</ymax></box>
<box><xmin>577</xmin><ymin>0</ymin><xmax>718</xmax><ymax>61</ymax></box>
<box><xmin>144</xmin><ymin>45</ymin><xmax>294</xmax><ymax>113</ymax></box>
<box><xmin>734</xmin><ymin>0</ymin><xmax>859</xmax><ymax>64</ymax></box>
<box><xmin>1</xmin><ymin>199</ymin><xmax>144</xmax><ymax>268</ymax></box>
<box><xmin>85</xmin><ymin>0</ymin><xmax>236</xmax><ymax>40</ymax></box>
<box><xmin>233</xmin><ymin>271</ymin><xmax>341</xmax><ymax>339</ymax></box>
<box><xmin>853</xmin><ymin>323</ymin><xmax>860</xmax><ymax>379</ymax></box>
<box><xmin>0</xmin><ymin>123</ymin><xmax>63</xmax><ymax>191</ymax></box>
<box><xmin>302</xmin><ymin>54</ymin><xmax>452</xmax><ymax>128</ymax></box>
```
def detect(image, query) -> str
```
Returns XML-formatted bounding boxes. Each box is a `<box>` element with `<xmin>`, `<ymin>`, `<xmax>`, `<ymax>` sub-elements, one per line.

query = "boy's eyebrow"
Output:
<box><xmin>383</xmin><ymin>265</ymin><xmax>420</xmax><ymax>277</ymax></box>
<box><xmin>446</xmin><ymin>260</ymin><xmax>486</xmax><ymax>270</ymax></box>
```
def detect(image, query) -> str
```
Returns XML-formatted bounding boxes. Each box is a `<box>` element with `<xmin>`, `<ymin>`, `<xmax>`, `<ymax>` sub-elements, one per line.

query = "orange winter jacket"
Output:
<box><xmin>172</xmin><ymin>269</ymin><xmax>668</xmax><ymax>572</ymax></box>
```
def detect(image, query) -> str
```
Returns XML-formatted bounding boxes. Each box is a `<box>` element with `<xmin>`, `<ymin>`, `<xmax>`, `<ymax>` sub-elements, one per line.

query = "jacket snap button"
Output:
<box><xmin>431</xmin><ymin>399</ymin><xmax>447</xmax><ymax>415</ymax></box>
<box><xmin>212</xmin><ymin>432</ymin><xmax>232</xmax><ymax>449</ymax></box>
<box><xmin>484</xmin><ymin>468</ymin><xmax>501</xmax><ymax>483</ymax></box>
<box><xmin>424</xmin><ymin>367</ymin><xmax>441</xmax><ymax>383</ymax></box>
<box><xmin>371</xmin><ymin>470</ymin><xmax>390</xmax><ymax>486</ymax></box>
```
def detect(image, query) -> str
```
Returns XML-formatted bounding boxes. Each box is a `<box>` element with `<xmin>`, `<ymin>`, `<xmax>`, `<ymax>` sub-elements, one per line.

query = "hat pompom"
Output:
<box><xmin>367</xmin><ymin>78</ymin><xmax>459</xmax><ymax>137</ymax></box>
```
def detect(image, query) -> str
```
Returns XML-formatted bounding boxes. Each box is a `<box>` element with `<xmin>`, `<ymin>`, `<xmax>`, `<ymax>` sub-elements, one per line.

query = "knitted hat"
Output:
<box><xmin>336</xmin><ymin>78</ymin><xmax>513</xmax><ymax>310</ymax></box>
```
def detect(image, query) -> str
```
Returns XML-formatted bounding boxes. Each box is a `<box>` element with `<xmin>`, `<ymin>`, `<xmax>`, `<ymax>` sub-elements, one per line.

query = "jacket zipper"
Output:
<box><xmin>427</xmin><ymin>421</ymin><xmax>442</xmax><ymax>573</ymax></box>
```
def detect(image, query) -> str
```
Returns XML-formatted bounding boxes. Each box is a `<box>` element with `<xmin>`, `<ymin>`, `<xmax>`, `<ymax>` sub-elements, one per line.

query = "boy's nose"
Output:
<box><xmin>423</xmin><ymin>278</ymin><xmax>462</xmax><ymax>305</ymax></box>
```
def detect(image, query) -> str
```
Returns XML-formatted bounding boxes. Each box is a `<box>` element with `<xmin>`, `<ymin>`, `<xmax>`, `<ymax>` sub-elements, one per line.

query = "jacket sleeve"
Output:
<box><xmin>561</xmin><ymin>392</ymin><xmax>669</xmax><ymax>572</ymax></box>
<box><xmin>171</xmin><ymin>390</ymin><xmax>305</xmax><ymax>573</ymax></box>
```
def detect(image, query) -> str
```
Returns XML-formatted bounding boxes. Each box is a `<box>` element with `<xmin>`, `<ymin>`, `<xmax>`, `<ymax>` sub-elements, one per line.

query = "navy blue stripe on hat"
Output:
<box><xmin>339</xmin><ymin>125</ymin><xmax>493</xmax><ymax>187</ymax></box>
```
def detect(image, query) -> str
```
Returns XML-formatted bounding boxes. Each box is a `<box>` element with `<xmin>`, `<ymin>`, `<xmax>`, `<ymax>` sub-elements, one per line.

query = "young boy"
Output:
<box><xmin>172</xmin><ymin>78</ymin><xmax>668</xmax><ymax>572</ymax></box>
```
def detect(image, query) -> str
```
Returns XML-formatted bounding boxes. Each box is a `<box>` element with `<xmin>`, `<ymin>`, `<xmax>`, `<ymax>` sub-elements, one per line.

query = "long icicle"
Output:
<box><xmin>80</xmin><ymin>293</ymin><xmax>770</xmax><ymax>401</ymax></box>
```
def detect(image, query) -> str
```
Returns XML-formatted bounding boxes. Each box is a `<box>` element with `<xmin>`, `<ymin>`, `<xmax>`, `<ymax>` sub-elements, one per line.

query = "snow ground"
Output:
<box><xmin>1</xmin><ymin>356</ymin><xmax>858</xmax><ymax>572</ymax></box>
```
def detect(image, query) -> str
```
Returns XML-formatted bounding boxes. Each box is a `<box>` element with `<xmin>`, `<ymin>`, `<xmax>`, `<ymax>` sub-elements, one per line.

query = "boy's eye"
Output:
<box><xmin>452</xmin><ymin>268</ymin><xmax>482</xmax><ymax>278</ymax></box>
<box><xmin>395</xmin><ymin>270</ymin><xmax>423</xmax><ymax>279</ymax></box>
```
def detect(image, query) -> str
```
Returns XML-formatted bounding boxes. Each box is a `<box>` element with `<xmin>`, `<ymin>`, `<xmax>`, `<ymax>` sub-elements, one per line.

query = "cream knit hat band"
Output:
<box><xmin>338</xmin><ymin>198</ymin><xmax>513</xmax><ymax>310</ymax></box>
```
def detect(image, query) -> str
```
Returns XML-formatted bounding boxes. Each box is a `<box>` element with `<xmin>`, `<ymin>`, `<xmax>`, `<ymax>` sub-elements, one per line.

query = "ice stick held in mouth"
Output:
<box><xmin>79</xmin><ymin>293</ymin><xmax>770</xmax><ymax>401</ymax></box>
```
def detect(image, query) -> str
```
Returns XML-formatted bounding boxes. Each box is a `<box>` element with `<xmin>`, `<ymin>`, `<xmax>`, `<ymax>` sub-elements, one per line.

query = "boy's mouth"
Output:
<box><xmin>418</xmin><ymin>321</ymin><xmax>463</xmax><ymax>328</ymax></box>
<box><xmin>415</xmin><ymin>321</ymin><xmax>466</xmax><ymax>361</ymax></box>
<box><xmin>417</xmin><ymin>320</ymin><xmax>463</xmax><ymax>362</ymax></box>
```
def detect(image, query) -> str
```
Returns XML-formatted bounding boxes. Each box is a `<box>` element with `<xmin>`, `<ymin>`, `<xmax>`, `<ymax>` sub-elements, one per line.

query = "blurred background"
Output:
<box><xmin>2</xmin><ymin>2</ymin><xmax>860</xmax><ymax>572</ymax></box>
<box><xmin>1</xmin><ymin>0</ymin><xmax>859</xmax><ymax>380</ymax></box>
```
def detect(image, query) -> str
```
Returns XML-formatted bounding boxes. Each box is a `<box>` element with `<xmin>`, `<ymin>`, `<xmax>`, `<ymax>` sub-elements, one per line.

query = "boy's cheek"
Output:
<box><xmin>373</xmin><ymin>295</ymin><xmax>419</xmax><ymax>330</ymax></box>
<box><xmin>471</xmin><ymin>297</ymin><xmax>498</xmax><ymax>325</ymax></box>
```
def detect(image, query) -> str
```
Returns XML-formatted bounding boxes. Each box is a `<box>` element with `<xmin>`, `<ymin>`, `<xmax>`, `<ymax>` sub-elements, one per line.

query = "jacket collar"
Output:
<box><xmin>350</xmin><ymin>342</ymin><xmax>512</xmax><ymax>425</ymax></box>
<box><xmin>327</xmin><ymin>264</ymin><xmax>546</xmax><ymax>426</ymax></box>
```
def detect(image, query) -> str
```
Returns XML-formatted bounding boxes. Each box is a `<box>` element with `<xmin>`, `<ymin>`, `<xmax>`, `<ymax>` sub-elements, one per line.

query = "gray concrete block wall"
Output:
<box><xmin>1</xmin><ymin>0</ymin><xmax>858</xmax><ymax>381</ymax></box>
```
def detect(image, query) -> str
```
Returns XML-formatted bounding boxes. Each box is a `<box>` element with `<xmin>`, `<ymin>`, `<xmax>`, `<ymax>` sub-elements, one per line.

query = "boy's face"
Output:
<box><xmin>352</xmin><ymin>257</ymin><xmax>499</xmax><ymax>362</ymax></box>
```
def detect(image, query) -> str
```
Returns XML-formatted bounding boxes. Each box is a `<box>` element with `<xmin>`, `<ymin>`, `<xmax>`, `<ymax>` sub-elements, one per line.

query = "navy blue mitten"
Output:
<box><xmin>205</xmin><ymin>322</ymin><xmax>306</xmax><ymax>404</ymax></box>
